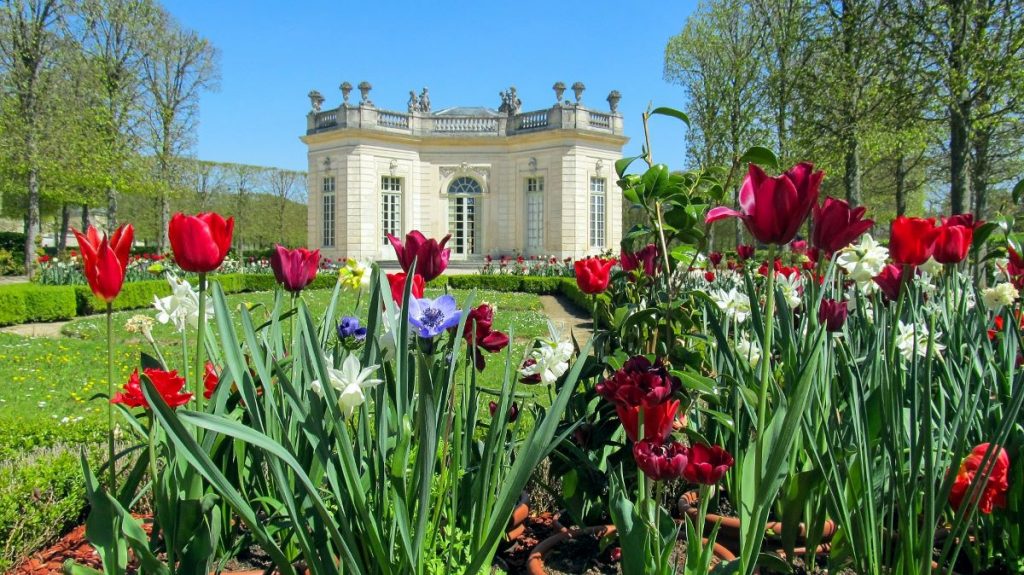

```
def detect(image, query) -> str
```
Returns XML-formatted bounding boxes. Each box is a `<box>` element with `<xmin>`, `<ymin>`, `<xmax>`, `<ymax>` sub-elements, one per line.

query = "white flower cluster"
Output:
<box><xmin>310</xmin><ymin>354</ymin><xmax>382</xmax><ymax>417</ymax></box>
<box><xmin>152</xmin><ymin>275</ymin><xmax>214</xmax><ymax>332</ymax></box>
<box><xmin>710</xmin><ymin>288</ymin><xmax>751</xmax><ymax>323</ymax></box>
<box><xmin>982</xmin><ymin>283</ymin><xmax>1019</xmax><ymax>309</ymax></box>
<box><xmin>896</xmin><ymin>321</ymin><xmax>945</xmax><ymax>362</ymax></box>
<box><xmin>519</xmin><ymin>320</ymin><xmax>574</xmax><ymax>385</ymax></box>
<box><xmin>837</xmin><ymin>234</ymin><xmax>888</xmax><ymax>284</ymax></box>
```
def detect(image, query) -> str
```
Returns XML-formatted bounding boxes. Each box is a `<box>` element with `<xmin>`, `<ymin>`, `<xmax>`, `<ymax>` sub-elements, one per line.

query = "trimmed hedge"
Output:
<box><xmin>0</xmin><ymin>285</ymin><xmax>78</xmax><ymax>326</ymax></box>
<box><xmin>447</xmin><ymin>275</ymin><xmax>564</xmax><ymax>294</ymax></box>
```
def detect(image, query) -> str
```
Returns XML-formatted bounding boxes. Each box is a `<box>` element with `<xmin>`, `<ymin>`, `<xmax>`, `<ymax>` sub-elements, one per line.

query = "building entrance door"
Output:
<box><xmin>449</xmin><ymin>195</ymin><xmax>479</xmax><ymax>257</ymax></box>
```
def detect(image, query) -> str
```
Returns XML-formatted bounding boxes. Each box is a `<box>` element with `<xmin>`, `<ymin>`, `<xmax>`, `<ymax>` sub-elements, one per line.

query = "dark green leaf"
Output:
<box><xmin>650</xmin><ymin>106</ymin><xmax>690</xmax><ymax>127</ymax></box>
<box><xmin>740</xmin><ymin>146</ymin><xmax>780</xmax><ymax>171</ymax></box>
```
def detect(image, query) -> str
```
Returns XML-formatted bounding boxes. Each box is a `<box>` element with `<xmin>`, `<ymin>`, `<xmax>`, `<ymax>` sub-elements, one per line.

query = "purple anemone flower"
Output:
<box><xmin>408</xmin><ymin>295</ymin><xmax>462</xmax><ymax>338</ymax></box>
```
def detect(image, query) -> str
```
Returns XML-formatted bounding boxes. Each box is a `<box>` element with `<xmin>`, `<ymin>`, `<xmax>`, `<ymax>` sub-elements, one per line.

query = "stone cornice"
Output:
<box><xmin>300</xmin><ymin>128</ymin><xmax>629</xmax><ymax>149</ymax></box>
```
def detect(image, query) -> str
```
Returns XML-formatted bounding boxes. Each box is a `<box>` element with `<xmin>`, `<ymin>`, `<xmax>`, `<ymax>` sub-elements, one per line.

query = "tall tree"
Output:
<box><xmin>267</xmin><ymin>168</ymin><xmax>304</xmax><ymax>244</ymax></box>
<box><xmin>140</xmin><ymin>7</ymin><xmax>218</xmax><ymax>252</ymax></box>
<box><xmin>0</xmin><ymin>0</ymin><xmax>63</xmax><ymax>276</ymax></box>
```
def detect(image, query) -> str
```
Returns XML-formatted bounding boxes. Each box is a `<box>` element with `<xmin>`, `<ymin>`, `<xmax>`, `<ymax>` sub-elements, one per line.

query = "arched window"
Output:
<box><xmin>448</xmin><ymin>176</ymin><xmax>482</xmax><ymax>196</ymax></box>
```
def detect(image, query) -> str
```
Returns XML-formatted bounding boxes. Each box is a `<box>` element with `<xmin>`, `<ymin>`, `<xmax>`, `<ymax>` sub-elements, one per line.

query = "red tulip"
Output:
<box><xmin>488</xmin><ymin>400</ymin><xmax>519</xmax><ymax>423</ymax></box>
<box><xmin>1007</xmin><ymin>246</ymin><xmax>1024</xmax><ymax>288</ymax></box>
<box><xmin>111</xmin><ymin>368</ymin><xmax>192</xmax><ymax>409</ymax></box>
<box><xmin>168</xmin><ymin>212</ymin><xmax>234</xmax><ymax>273</ymax></box>
<box><xmin>386</xmin><ymin>272</ymin><xmax>425</xmax><ymax>304</ymax></box>
<box><xmin>386</xmin><ymin>230</ymin><xmax>451</xmax><ymax>282</ymax></box>
<box><xmin>873</xmin><ymin>264</ymin><xmax>907</xmax><ymax>302</ymax></box>
<box><xmin>949</xmin><ymin>443</ymin><xmax>1010</xmax><ymax>515</ymax></box>
<box><xmin>270</xmin><ymin>244</ymin><xmax>320</xmax><ymax>293</ymax></box>
<box><xmin>634</xmin><ymin>439</ymin><xmax>688</xmax><ymax>482</ymax></box>
<box><xmin>598</xmin><ymin>356</ymin><xmax>681</xmax><ymax>442</ymax></box>
<box><xmin>736</xmin><ymin>244</ymin><xmax>755</xmax><ymax>261</ymax></box>
<box><xmin>708</xmin><ymin>252</ymin><xmax>723</xmax><ymax>267</ymax></box>
<box><xmin>203</xmin><ymin>362</ymin><xmax>219</xmax><ymax>400</ymax></box>
<box><xmin>683</xmin><ymin>443</ymin><xmax>735</xmax><ymax>485</ymax></box>
<box><xmin>811</xmin><ymin>196</ymin><xmax>874</xmax><ymax>255</ymax></box>
<box><xmin>704</xmin><ymin>271</ymin><xmax>716</xmax><ymax>282</ymax></box>
<box><xmin>706</xmin><ymin>162</ymin><xmax>823</xmax><ymax>245</ymax></box>
<box><xmin>818</xmin><ymin>298</ymin><xmax>848</xmax><ymax>332</ymax></box>
<box><xmin>620</xmin><ymin>244</ymin><xmax>659</xmax><ymax>276</ymax></box>
<box><xmin>463</xmin><ymin>304</ymin><xmax>510</xmax><ymax>370</ymax></box>
<box><xmin>574</xmin><ymin>257</ymin><xmax>617</xmax><ymax>294</ymax></box>
<box><xmin>790</xmin><ymin>240</ymin><xmax>807</xmax><ymax>253</ymax></box>
<box><xmin>72</xmin><ymin>224</ymin><xmax>134</xmax><ymax>303</ymax></box>
<box><xmin>932</xmin><ymin>215</ymin><xmax>976</xmax><ymax>264</ymax></box>
<box><xmin>889</xmin><ymin>216</ymin><xmax>938</xmax><ymax>266</ymax></box>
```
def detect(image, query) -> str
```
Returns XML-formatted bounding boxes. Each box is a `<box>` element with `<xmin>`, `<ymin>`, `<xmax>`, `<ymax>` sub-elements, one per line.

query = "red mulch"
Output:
<box><xmin>9</xmin><ymin>517</ymin><xmax>152</xmax><ymax>575</ymax></box>
<box><xmin>499</xmin><ymin>512</ymin><xmax>562</xmax><ymax>574</ymax></box>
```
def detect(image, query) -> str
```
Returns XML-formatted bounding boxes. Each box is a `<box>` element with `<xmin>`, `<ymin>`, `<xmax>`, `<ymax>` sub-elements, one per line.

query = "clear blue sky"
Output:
<box><xmin>164</xmin><ymin>0</ymin><xmax>698</xmax><ymax>173</ymax></box>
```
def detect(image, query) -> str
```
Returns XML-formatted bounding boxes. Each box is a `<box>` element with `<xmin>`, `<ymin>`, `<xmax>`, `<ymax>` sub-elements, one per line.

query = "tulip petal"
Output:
<box><xmin>705</xmin><ymin>206</ymin><xmax>742</xmax><ymax>224</ymax></box>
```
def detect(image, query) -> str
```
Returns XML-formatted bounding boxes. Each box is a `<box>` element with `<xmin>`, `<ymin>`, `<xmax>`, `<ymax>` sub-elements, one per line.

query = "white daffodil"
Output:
<box><xmin>734</xmin><ymin>335</ymin><xmax>762</xmax><ymax>368</ymax></box>
<box><xmin>777</xmin><ymin>273</ymin><xmax>803</xmax><ymax>309</ymax></box>
<box><xmin>919</xmin><ymin>257</ymin><xmax>943</xmax><ymax>276</ymax></box>
<box><xmin>710</xmin><ymin>287</ymin><xmax>752</xmax><ymax>323</ymax></box>
<box><xmin>982</xmin><ymin>283</ymin><xmax>1019</xmax><ymax>309</ymax></box>
<box><xmin>838</xmin><ymin>234</ymin><xmax>889</xmax><ymax>283</ymax></box>
<box><xmin>153</xmin><ymin>275</ymin><xmax>212</xmax><ymax>332</ymax></box>
<box><xmin>338</xmin><ymin>258</ymin><xmax>372</xmax><ymax>292</ymax></box>
<box><xmin>310</xmin><ymin>354</ymin><xmax>382</xmax><ymax>417</ymax></box>
<box><xmin>896</xmin><ymin>321</ymin><xmax>945</xmax><ymax>362</ymax></box>
<box><xmin>520</xmin><ymin>320</ymin><xmax>574</xmax><ymax>385</ymax></box>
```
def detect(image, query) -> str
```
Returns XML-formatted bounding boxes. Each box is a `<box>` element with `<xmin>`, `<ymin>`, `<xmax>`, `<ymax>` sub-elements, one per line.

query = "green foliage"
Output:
<box><xmin>0</xmin><ymin>248</ymin><xmax>21</xmax><ymax>275</ymax></box>
<box><xmin>0</xmin><ymin>288</ymin><xmax>26</xmax><ymax>326</ymax></box>
<box><xmin>0</xmin><ymin>284</ymin><xmax>77</xmax><ymax>324</ymax></box>
<box><xmin>447</xmin><ymin>275</ymin><xmax>563</xmax><ymax>294</ymax></box>
<box><xmin>0</xmin><ymin>448</ymin><xmax>92</xmax><ymax>572</ymax></box>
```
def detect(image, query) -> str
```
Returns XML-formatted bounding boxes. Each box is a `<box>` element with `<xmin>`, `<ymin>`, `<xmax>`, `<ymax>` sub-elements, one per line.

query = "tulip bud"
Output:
<box><xmin>818</xmin><ymin>298</ymin><xmax>849</xmax><ymax>332</ymax></box>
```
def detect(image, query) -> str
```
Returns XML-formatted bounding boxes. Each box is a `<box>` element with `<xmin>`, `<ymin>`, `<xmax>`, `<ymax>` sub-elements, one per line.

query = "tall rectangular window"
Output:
<box><xmin>322</xmin><ymin>176</ymin><xmax>335</xmax><ymax>247</ymax></box>
<box><xmin>526</xmin><ymin>177</ymin><xmax>544</xmax><ymax>250</ymax></box>
<box><xmin>380</xmin><ymin>176</ymin><xmax>402</xmax><ymax>246</ymax></box>
<box><xmin>589</xmin><ymin>177</ymin><xmax>606</xmax><ymax>248</ymax></box>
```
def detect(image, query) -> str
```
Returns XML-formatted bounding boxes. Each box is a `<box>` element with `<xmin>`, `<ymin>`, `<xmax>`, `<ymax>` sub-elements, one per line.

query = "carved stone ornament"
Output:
<box><xmin>553</xmin><ymin>81</ymin><xmax>566</xmax><ymax>103</ymax></box>
<box><xmin>308</xmin><ymin>90</ymin><xmax>325</xmax><ymax>113</ymax></box>
<box><xmin>606</xmin><ymin>90</ymin><xmax>621</xmax><ymax>113</ymax></box>
<box><xmin>322</xmin><ymin>156</ymin><xmax>332</xmax><ymax>169</ymax></box>
<box><xmin>595</xmin><ymin>159</ymin><xmax>604</xmax><ymax>176</ymax></box>
<box><xmin>357</xmin><ymin>81</ymin><xmax>373</xmax><ymax>106</ymax></box>
<box><xmin>439</xmin><ymin>163</ymin><xmax>490</xmax><ymax>182</ymax></box>
<box><xmin>389</xmin><ymin>159</ymin><xmax>399</xmax><ymax>176</ymax></box>
<box><xmin>529</xmin><ymin>157</ymin><xmax>538</xmax><ymax>172</ymax></box>
<box><xmin>340</xmin><ymin>81</ymin><xmax>353</xmax><ymax>105</ymax></box>
<box><xmin>571</xmin><ymin>81</ymin><xmax>586</xmax><ymax>103</ymax></box>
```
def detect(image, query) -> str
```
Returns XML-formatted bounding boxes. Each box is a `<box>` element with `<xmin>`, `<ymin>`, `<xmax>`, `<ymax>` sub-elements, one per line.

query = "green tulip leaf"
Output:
<box><xmin>650</xmin><ymin>106</ymin><xmax>691</xmax><ymax>127</ymax></box>
<box><xmin>1012</xmin><ymin>176</ymin><xmax>1024</xmax><ymax>204</ymax></box>
<box><xmin>740</xmin><ymin>146</ymin><xmax>780</xmax><ymax>171</ymax></box>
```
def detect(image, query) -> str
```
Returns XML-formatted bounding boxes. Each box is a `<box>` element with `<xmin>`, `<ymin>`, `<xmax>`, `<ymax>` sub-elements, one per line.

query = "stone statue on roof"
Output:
<box><xmin>408</xmin><ymin>90</ymin><xmax>419</xmax><ymax>112</ymax></box>
<box><xmin>419</xmin><ymin>87</ymin><xmax>431</xmax><ymax>112</ymax></box>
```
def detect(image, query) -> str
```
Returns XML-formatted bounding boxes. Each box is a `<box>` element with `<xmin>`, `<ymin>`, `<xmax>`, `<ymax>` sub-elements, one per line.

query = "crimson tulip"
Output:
<box><xmin>706</xmin><ymin>162</ymin><xmax>822</xmax><ymax>245</ymax></box>
<box><xmin>633</xmin><ymin>439</ymin><xmax>688</xmax><ymax>482</ymax></box>
<box><xmin>72</xmin><ymin>224</ymin><xmax>134</xmax><ymax>303</ymax></box>
<box><xmin>463</xmin><ymin>304</ymin><xmax>510</xmax><ymax>370</ymax></box>
<box><xmin>574</xmin><ymin>257</ymin><xmax>617</xmax><ymax>294</ymax></box>
<box><xmin>620</xmin><ymin>244</ymin><xmax>659</xmax><ymax>276</ymax></box>
<box><xmin>488</xmin><ymin>400</ymin><xmax>519</xmax><ymax>423</ymax></box>
<box><xmin>111</xmin><ymin>368</ymin><xmax>192</xmax><ymax>409</ymax></box>
<box><xmin>519</xmin><ymin>357</ymin><xmax>541</xmax><ymax>384</ymax></box>
<box><xmin>386</xmin><ymin>271</ymin><xmax>425</xmax><ymax>304</ymax></box>
<box><xmin>708</xmin><ymin>252</ymin><xmax>723</xmax><ymax>267</ymax></box>
<box><xmin>168</xmin><ymin>212</ymin><xmax>234</xmax><ymax>273</ymax></box>
<box><xmin>873</xmin><ymin>264</ymin><xmax>907</xmax><ymax>301</ymax></box>
<box><xmin>889</xmin><ymin>216</ymin><xmax>938</xmax><ymax>266</ymax></box>
<box><xmin>271</xmin><ymin>244</ymin><xmax>320</xmax><ymax>293</ymax></box>
<box><xmin>387</xmin><ymin>230</ymin><xmax>451</xmax><ymax>282</ymax></box>
<box><xmin>683</xmin><ymin>443</ymin><xmax>735</xmax><ymax>485</ymax></box>
<box><xmin>949</xmin><ymin>443</ymin><xmax>1010</xmax><ymax>515</ymax></box>
<box><xmin>203</xmin><ymin>362</ymin><xmax>219</xmax><ymax>400</ymax></box>
<box><xmin>597</xmin><ymin>356</ymin><xmax>681</xmax><ymax>442</ymax></box>
<box><xmin>736</xmin><ymin>244</ymin><xmax>755</xmax><ymax>261</ymax></box>
<box><xmin>932</xmin><ymin>215</ymin><xmax>976</xmax><ymax>264</ymax></box>
<box><xmin>818</xmin><ymin>298</ymin><xmax>848</xmax><ymax>332</ymax></box>
<box><xmin>791</xmin><ymin>239</ymin><xmax>807</xmax><ymax>253</ymax></box>
<box><xmin>811</xmin><ymin>196</ymin><xmax>873</xmax><ymax>255</ymax></box>
<box><xmin>1007</xmin><ymin>246</ymin><xmax>1024</xmax><ymax>288</ymax></box>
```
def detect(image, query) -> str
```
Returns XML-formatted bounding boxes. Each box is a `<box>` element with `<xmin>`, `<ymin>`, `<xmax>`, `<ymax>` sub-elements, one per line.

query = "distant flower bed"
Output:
<box><xmin>479</xmin><ymin>254</ymin><xmax>576</xmax><ymax>277</ymax></box>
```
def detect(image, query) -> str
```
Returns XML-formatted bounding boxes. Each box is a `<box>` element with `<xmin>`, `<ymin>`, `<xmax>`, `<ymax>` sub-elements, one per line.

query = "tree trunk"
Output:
<box><xmin>972</xmin><ymin>126</ymin><xmax>991</xmax><ymax>220</ymax></box>
<box><xmin>24</xmin><ymin>167</ymin><xmax>40</xmax><ymax>278</ymax></box>
<box><xmin>949</xmin><ymin>101</ymin><xmax>971</xmax><ymax>214</ymax></box>
<box><xmin>158</xmin><ymin>191</ymin><xmax>170</xmax><ymax>254</ymax></box>
<box><xmin>844</xmin><ymin>134</ymin><xmax>861</xmax><ymax>207</ymax></box>
<box><xmin>107</xmin><ymin>187</ymin><xmax>118</xmax><ymax>228</ymax></box>
<box><xmin>895</xmin><ymin>154</ymin><xmax>908</xmax><ymax>216</ymax></box>
<box><xmin>58</xmin><ymin>203</ymin><xmax>70</xmax><ymax>254</ymax></box>
<box><xmin>81</xmin><ymin>204</ymin><xmax>91</xmax><ymax>230</ymax></box>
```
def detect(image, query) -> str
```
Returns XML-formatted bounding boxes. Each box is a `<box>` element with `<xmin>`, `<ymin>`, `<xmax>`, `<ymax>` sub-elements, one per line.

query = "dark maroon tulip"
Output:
<box><xmin>597</xmin><ymin>356</ymin><xmax>681</xmax><ymax>443</ymax></box>
<box><xmin>706</xmin><ymin>162</ymin><xmax>823</xmax><ymax>245</ymax></box>
<box><xmin>811</xmin><ymin>196</ymin><xmax>874</xmax><ymax>255</ymax></box>
<box><xmin>270</xmin><ymin>245</ymin><xmax>320</xmax><ymax>293</ymax></box>
<box><xmin>873</xmin><ymin>264</ymin><xmax>907</xmax><ymax>301</ymax></box>
<box><xmin>488</xmin><ymin>400</ymin><xmax>519</xmax><ymax>423</ymax></box>
<box><xmin>633</xmin><ymin>439</ymin><xmax>688</xmax><ymax>482</ymax></box>
<box><xmin>708</xmin><ymin>251</ymin><xmax>723</xmax><ymax>267</ymax></box>
<box><xmin>889</xmin><ymin>217</ymin><xmax>938</xmax><ymax>266</ymax></box>
<box><xmin>463</xmin><ymin>304</ymin><xmax>510</xmax><ymax>371</ymax></box>
<box><xmin>683</xmin><ymin>443</ymin><xmax>734</xmax><ymax>485</ymax></box>
<box><xmin>519</xmin><ymin>357</ymin><xmax>542</xmax><ymax>384</ymax></box>
<box><xmin>736</xmin><ymin>244</ymin><xmax>755</xmax><ymax>261</ymax></box>
<box><xmin>386</xmin><ymin>230</ymin><xmax>452</xmax><ymax>282</ymax></box>
<box><xmin>818</xmin><ymin>298</ymin><xmax>849</xmax><ymax>332</ymax></box>
<box><xmin>621</xmin><ymin>243</ymin><xmax>659</xmax><ymax>276</ymax></box>
<box><xmin>933</xmin><ymin>215</ymin><xmax>976</xmax><ymax>264</ymax></box>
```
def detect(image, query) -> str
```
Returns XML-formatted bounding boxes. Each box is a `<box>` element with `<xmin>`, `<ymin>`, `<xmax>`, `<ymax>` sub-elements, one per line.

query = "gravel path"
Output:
<box><xmin>539</xmin><ymin>294</ymin><xmax>592</xmax><ymax>346</ymax></box>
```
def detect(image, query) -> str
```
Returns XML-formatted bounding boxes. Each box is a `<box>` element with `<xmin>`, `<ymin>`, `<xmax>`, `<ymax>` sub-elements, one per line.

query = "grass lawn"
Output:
<box><xmin>0</xmin><ymin>285</ymin><xmax>551</xmax><ymax>460</ymax></box>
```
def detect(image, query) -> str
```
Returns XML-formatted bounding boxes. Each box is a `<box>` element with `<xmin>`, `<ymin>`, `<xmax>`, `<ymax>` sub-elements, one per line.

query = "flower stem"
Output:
<box><xmin>106</xmin><ymin>303</ymin><xmax>116</xmax><ymax>493</ymax></box>
<box><xmin>755</xmin><ymin>244</ymin><xmax>777</xmax><ymax>497</ymax></box>
<box><xmin>195</xmin><ymin>272</ymin><xmax>207</xmax><ymax>413</ymax></box>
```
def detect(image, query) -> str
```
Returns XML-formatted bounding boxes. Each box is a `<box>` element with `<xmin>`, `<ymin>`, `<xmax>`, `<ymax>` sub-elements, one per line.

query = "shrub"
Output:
<box><xmin>0</xmin><ymin>289</ymin><xmax>27</xmax><ymax>326</ymax></box>
<box><xmin>447</xmin><ymin>275</ymin><xmax>523</xmax><ymax>292</ymax></box>
<box><xmin>0</xmin><ymin>248</ymin><xmax>20</xmax><ymax>276</ymax></box>
<box><xmin>0</xmin><ymin>231</ymin><xmax>25</xmax><ymax>256</ymax></box>
<box><xmin>74</xmin><ymin>273</ymin><xmax>252</xmax><ymax>315</ymax></box>
<box><xmin>244</xmin><ymin>274</ymin><xmax>277</xmax><ymax>292</ymax></box>
<box><xmin>0</xmin><ymin>447</ymin><xmax>91</xmax><ymax>572</ymax></box>
<box><xmin>0</xmin><ymin>285</ymin><xmax>78</xmax><ymax>324</ymax></box>
<box><xmin>559</xmin><ymin>278</ymin><xmax>610</xmax><ymax>314</ymax></box>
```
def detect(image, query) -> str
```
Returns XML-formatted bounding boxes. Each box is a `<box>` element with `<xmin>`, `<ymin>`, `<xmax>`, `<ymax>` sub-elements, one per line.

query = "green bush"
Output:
<box><xmin>519</xmin><ymin>276</ymin><xmax>564</xmax><ymax>294</ymax></box>
<box><xmin>559</xmin><ymin>278</ymin><xmax>610</xmax><ymax>315</ymax></box>
<box><xmin>0</xmin><ymin>289</ymin><xmax>27</xmax><ymax>326</ymax></box>
<box><xmin>74</xmin><ymin>273</ymin><xmax>252</xmax><ymax>315</ymax></box>
<box><xmin>244</xmin><ymin>273</ymin><xmax>277</xmax><ymax>292</ymax></box>
<box><xmin>0</xmin><ymin>447</ymin><xmax>91</xmax><ymax>572</ymax></box>
<box><xmin>447</xmin><ymin>275</ymin><xmax>523</xmax><ymax>292</ymax></box>
<box><xmin>0</xmin><ymin>248</ymin><xmax>20</xmax><ymax>276</ymax></box>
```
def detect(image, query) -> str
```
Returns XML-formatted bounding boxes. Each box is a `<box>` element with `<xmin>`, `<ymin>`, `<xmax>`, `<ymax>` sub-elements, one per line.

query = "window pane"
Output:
<box><xmin>589</xmin><ymin>178</ymin><xmax>605</xmax><ymax>248</ymax></box>
<box><xmin>380</xmin><ymin>177</ymin><xmax>402</xmax><ymax>246</ymax></box>
<box><xmin>322</xmin><ymin>194</ymin><xmax>335</xmax><ymax>247</ymax></box>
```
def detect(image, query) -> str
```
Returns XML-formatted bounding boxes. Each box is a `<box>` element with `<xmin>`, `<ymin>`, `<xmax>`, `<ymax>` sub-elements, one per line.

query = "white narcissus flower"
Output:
<box><xmin>837</xmin><ymin>234</ymin><xmax>889</xmax><ymax>283</ymax></box>
<box><xmin>310</xmin><ymin>354</ymin><xmax>382</xmax><ymax>417</ymax></box>
<box><xmin>734</xmin><ymin>335</ymin><xmax>762</xmax><ymax>368</ymax></box>
<box><xmin>777</xmin><ymin>273</ymin><xmax>803</xmax><ymax>309</ymax></box>
<box><xmin>710</xmin><ymin>288</ymin><xmax>751</xmax><ymax>323</ymax></box>
<box><xmin>919</xmin><ymin>257</ymin><xmax>943</xmax><ymax>276</ymax></box>
<box><xmin>896</xmin><ymin>321</ymin><xmax>945</xmax><ymax>362</ymax></box>
<box><xmin>982</xmin><ymin>283</ymin><xmax>1019</xmax><ymax>309</ymax></box>
<box><xmin>153</xmin><ymin>275</ymin><xmax>212</xmax><ymax>332</ymax></box>
<box><xmin>520</xmin><ymin>320</ymin><xmax>573</xmax><ymax>385</ymax></box>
